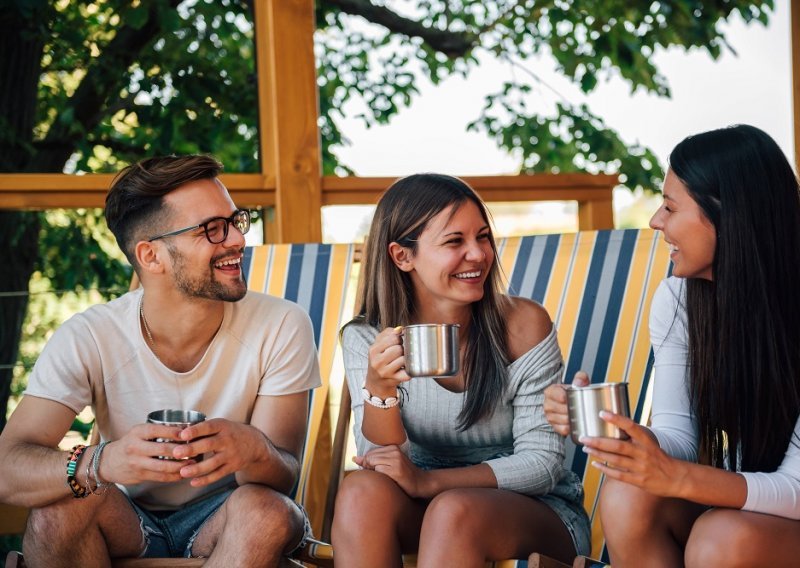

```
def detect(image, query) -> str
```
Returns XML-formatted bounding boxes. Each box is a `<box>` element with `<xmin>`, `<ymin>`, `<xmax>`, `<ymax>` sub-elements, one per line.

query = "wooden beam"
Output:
<box><xmin>0</xmin><ymin>173</ymin><xmax>617</xmax><ymax>229</ymax></box>
<box><xmin>322</xmin><ymin>174</ymin><xmax>618</xmax><ymax>231</ymax></box>
<box><xmin>0</xmin><ymin>173</ymin><xmax>275</xmax><ymax>209</ymax></box>
<box><xmin>793</xmin><ymin>0</ymin><xmax>800</xmax><ymax>171</ymax></box>
<box><xmin>255</xmin><ymin>0</ymin><xmax>322</xmax><ymax>243</ymax></box>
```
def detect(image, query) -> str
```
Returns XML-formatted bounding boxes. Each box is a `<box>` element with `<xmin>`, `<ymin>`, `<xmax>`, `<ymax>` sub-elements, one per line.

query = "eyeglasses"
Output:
<box><xmin>148</xmin><ymin>209</ymin><xmax>251</xmax><ymax>244</ymax></box>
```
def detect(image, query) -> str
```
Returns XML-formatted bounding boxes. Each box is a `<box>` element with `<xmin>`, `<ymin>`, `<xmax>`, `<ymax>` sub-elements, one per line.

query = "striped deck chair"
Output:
<box><xmin>241</xmin><ymin>242</ymin><xmax>355</xmax><ymax>567</ymax></box>
<box><xmin>321</xmin><ymin>229</ymin><xmax>669</xmax><ymax>568</ymax></box>
<box><xmin>497</xmin><ymin>228</ymin><xmax>672</xmax><ymax>564</ymax></box>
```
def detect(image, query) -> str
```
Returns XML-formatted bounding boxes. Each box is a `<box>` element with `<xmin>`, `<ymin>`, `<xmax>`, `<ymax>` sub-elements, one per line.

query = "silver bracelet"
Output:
<box><xmin>87</xmin><ymin>441</ymin><xmax>109</xmax><ymax>495</ymax></box>
<box><xmin>361</xmin><ymin>386</ymin><xmax>400</xmax><ymax>409</ymax></box>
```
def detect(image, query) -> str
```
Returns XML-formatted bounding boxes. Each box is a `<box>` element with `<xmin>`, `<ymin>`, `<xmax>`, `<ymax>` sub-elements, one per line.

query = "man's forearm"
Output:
<box><xmin>234</xmin><ymin>429</ymin><xmax>300</xmax><ymax>494</ymax></box>
<box><xmin>0</xmin><ymin>441</ymin><xmax>82</xmax><ymax>507</ymax></box>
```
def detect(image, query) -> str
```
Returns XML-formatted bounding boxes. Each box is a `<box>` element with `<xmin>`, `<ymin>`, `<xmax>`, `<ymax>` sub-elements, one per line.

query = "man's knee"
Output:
<box><xmin>226</xmin><ymin>485</ymin><xmax>303</xmax><ymax>544</ymax></box>
<box><xmin>26</xmin><ymin>496</ymin><xmax>99</xmax><ymax>539</ymax></box>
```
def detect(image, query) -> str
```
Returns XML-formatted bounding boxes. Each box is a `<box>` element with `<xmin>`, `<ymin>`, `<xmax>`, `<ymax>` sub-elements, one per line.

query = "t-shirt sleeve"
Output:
<box><xmin>257</xmin><ymin>304</ymin><xmax>321</xmax><ymax>395</ymax></box>
<box><xmin>648</xmin><ymin>278</ymin><xmax>699</xmax><ymax>461</ymax></box>
<box><xmin>341</xmin><ymin>323</ymin><xmax>410</xmax><ymax>456</ymax></box>
<box><xmin>740</xmin><ymin>418</ymin><xmax>800</xmax><ymax>519</ymax></box>
<box><xmin>24</xmin><ymin>313</ymin><xmax>97</xmax><ymax>415</ymax></box>
<box><xmin>485</xmin><ymin>329</ymin><xmax>566</xmax><ymax>496</ymax></box>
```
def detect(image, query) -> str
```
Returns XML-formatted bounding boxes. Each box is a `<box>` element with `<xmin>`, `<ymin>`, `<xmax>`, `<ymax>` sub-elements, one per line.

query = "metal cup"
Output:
<box><xmin>566</xmin><ymin>382</ymin><xmax>630</xmax><ymax>444</ymax></box>
<box><xmin>146</xmin><ymin>409</ymin><xmax>206</xmax><ymax>461</ymax></box>
<box><xmin>402</xmin><ymin>324</ymin><xmax>460</xmax><ymax>378</ymax></box>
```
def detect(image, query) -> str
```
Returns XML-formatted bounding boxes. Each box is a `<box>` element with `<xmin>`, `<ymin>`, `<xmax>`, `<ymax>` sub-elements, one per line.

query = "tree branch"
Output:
<box><xmin>33</xmin><ymin>0</ymin><xmax>181</xmax><ymax>172</ymax></box>
<box><xmin>325</xmin><ymin>0</ymin><xmax>477</xmax><ymax>57</ymax></box>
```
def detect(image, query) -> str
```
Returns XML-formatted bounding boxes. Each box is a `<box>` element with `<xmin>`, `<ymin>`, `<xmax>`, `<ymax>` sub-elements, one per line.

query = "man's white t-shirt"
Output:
<box><xmin>25</xmin><ymin>288</ymin><xmax>321</xmax><ymax>510</ymax></box>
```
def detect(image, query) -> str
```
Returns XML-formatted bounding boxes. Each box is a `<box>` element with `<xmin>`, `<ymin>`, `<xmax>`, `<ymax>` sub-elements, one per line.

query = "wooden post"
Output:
<box><xmin>792</xmin><ymin>0</ymin><xmax>800</xmax><ymax>171</ymax></box>
<box><xmin>577</xmin><ymin>198</ymin><xmax>615</xmax><ymax>231</ymax></box>
<box><xmin>253</xmin><ymin>0</ymin><xmax>322</xmax><ymax>244</ymax></box>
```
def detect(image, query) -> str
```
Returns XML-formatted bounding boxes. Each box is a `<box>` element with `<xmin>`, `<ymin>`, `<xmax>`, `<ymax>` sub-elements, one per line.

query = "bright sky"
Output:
<box><xmin>322</xmin><ymin>3</ymin><xmax>792</xmax><ymax>241</ymax></box>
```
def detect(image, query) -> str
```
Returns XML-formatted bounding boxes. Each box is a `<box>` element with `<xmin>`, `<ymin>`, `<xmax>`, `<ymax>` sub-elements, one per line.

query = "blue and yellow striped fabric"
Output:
<box><xmin>242</xmin><ymin>242</ymin><xmax>356</xmax><ymax>537</ymax></box>
<box><xmin>497</xmin><ymin>229</ymin><xmax>671</xmax><ymax>561</ymax></box>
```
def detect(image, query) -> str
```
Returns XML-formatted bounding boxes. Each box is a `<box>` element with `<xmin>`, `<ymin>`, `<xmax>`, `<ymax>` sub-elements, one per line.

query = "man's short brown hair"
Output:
<box><xmin>105</xmin><ymin>154</ymin><xmax>223</xmax><ymax>268</ymax></box>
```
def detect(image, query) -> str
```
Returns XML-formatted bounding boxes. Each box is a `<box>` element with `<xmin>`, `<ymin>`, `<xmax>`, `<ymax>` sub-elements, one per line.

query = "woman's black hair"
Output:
<box><xmin>671</xmin><ymin>124</ymin><xmax>800</xmax><ymax>471</ymax></box>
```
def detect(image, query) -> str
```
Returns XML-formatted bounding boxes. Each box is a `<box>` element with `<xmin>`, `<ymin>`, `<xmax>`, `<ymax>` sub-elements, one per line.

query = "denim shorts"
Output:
<box><xmin>125</xmin><ymin>487</ymin><xmax>313</xmax><ymax>558</ymax></box>
<box><xmin>127</xmin><ymin>487</ymin><xmax>234</xmax><ymax>558</ymax></box>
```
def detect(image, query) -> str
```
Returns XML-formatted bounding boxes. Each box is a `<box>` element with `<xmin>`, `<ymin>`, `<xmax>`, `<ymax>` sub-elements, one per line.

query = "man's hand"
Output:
<box><xmin>174</xmin><ymin>418</ymin><xmax>273</xmax><ymax>488</ymax></box>
<box><xmin>100</xmin><ymin>423</ymin><xmax>194</xmax><ymax>485</ymax></box>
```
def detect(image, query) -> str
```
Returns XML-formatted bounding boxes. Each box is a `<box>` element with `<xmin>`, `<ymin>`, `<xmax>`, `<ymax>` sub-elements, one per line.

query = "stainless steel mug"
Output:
<box><xmin>146</xmin><ymin>409</ymin><xmax>206</xmax><ymax>461</ymax></box>
<box><xmin>402</xmin><ymin>324</ymin><xmax>460</xmax><ymax>378</ymax></box>
<box><xmin>566</xmin><ymin>382</ymin><xmax>630</xmax><ymax>444</ymax></box>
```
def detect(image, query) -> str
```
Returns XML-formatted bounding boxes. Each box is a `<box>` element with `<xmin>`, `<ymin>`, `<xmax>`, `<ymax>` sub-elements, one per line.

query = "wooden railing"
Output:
<box><xmin>0</xmin><ymin>172</ymin><xmax>617</xmax><ymax>231</ymax></box>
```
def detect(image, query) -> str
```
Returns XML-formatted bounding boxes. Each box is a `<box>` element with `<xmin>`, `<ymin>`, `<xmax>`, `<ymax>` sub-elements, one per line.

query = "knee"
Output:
<box><xmin>227</xmin><ymin>485</ymin><xmax>302</xmax><ymax>545</ymax></box>
<box><xmin>423</xmin><ymin>489</ymin><xmax>477</xmax><ymax>538</ymax></box>
<box><xmin>599</xmin><ymin>478</ymin><xmax>662</xmax><ymax>539</ymax></box>
<box><xmin>685</xmin><ymin>510</ymin><xmax>751</xmax><ymax>568</ymax></box>
<box><xmin>26</xmin><ymin>496</ymin><xmax>99</xmax><ymax>541</ymax></box>
<box><xmin>334</xmin><ymin>470</ymin><xmax>397</xmax><ymax>527</ymax></box>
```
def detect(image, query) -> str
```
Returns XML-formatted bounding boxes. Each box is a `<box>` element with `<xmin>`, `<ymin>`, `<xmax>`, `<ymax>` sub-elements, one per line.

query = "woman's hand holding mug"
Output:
<box><xmin>544</xmin><ymin>371</ymin><xmax>590</xmax><ymax>437</ymax></box>
<box><xmin>366</xmin><ymin>326</ymin><xmax>411</xmax><ymax>396</ymax></box>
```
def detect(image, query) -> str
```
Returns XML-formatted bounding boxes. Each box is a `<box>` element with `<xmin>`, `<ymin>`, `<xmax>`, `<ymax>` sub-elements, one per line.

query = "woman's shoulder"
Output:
<box><xmin>504</xmin><ymin>296</ymin><xmax>554</xmax><ymax>361</ymax></box>
<box><xmin>340</xmin><ymin>318</ymin><xmax>379</xmax><ymax>347</ymax></box>
<box><xmin>651</xmin><ymin>277</ymin><xmax>687</xmax><ymax>322</ymax></box>
<box><xmin>650</xmin><ymin>276</ymin><xmax>688</xmax><ymax>344</ymax></box>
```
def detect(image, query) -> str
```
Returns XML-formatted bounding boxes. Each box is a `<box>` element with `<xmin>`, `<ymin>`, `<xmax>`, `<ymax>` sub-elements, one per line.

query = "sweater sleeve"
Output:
<box><xmin>485</xmin><ymin>328</ymin><xmax>566</xmax><ymax>495</ymax></box>
<box><xmin>740</xmin><ymin>420</ymin><xmax>800</xmax><ymax>519</ymax></box>
<box><xmin>340</xmin><ymin>323</ymin><xmax>411</xmax><ymax>456</ymax></box>
<box><xmin>648</xmin><ymin>278</ymin><xmax>699</xmax><ymax>461</ymax></box>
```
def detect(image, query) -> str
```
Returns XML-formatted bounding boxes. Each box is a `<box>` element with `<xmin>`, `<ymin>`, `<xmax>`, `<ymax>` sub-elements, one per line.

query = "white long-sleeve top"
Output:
<box><xmin>650</xmin><ymin>277</ymin><xmax>800</xmax><ymax>519</ymax></box>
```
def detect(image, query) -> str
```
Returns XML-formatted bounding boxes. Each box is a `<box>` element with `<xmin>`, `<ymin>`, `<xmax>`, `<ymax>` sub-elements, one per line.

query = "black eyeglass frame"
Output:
<box><xmin>148</xmin><ymin>209</ymin><xmax>251</xmax><ymax>244</ymax></box>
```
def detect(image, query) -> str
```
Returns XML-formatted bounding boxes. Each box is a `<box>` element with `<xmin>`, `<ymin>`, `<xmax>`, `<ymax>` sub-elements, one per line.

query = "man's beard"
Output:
<box><xmin>167</xmin><ymin>243</ymin><xmax>247</xmax><ymax>302</ymax></box>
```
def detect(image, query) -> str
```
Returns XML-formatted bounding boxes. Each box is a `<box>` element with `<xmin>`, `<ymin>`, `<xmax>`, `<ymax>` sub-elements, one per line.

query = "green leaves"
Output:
<box><xmin>469</xmin><ymin>86</ymin><xmax>663</xmax><ymax>192</ymax></box>
<box><xmin>36</xmin><ymin>209</ymin><xmax>131</xmax><ymax>296</ymax></box>
<box><xmin>320</xmin><ymin>0</ymin><xmax>772</xmax><ymax>190</ymax></box>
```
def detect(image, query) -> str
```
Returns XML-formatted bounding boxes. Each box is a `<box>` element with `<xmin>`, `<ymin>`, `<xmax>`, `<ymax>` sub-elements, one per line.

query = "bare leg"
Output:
<box><xmin>22</xmin><ymin>485</ymin><xmax>144</xmax><ymax>568</ymax></box>
<box><xmin>416</xmin><ymin>488</ymin><xmax>575</xmax><ymax>568</ymax></box>
<box><xmin>685</xmin><ymin>508</ymin><xmax>800</xmax><ymax>567</ymax></box>
<box><xmin>600</xmin><ymin>477</ymin><xmax>705</xmax><ymax>568</ymax></box>
<box><xmin>331</xmin><ymin>469</ymin><xmax>427</xmax><ymax>568</ymax></box>
<box><xmin>191</xmin><ymin>484</ymin><xmax>305</xmax><ymax>568</ymax></box>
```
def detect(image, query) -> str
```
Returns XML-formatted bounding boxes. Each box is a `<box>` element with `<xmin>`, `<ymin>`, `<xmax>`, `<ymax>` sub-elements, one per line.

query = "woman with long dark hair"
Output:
<box><xmin>544</xmin><ymin>124</ymin><xmax>800</xmax><ymax>566</ymax></box>
<box><xmin>332</xmin><ymin>174</ymin><xmax>590</xmax><ymax>566</ymax></box>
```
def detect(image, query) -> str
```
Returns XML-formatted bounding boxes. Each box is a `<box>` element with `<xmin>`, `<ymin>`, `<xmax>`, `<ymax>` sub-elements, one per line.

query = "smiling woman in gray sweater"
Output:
<box><xmin>331</xmin><ymin>174</ymin><xmax>589</xmax><ymax>568</ymax></box>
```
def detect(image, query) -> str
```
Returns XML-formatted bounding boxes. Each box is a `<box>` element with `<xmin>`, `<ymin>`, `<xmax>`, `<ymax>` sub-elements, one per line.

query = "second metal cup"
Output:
<box><xmin>566</xmin><ymin>382</ymin><xmax>630</xmax><ymax>444</ymax></box>
<box><xmin>402</xmin><ymin>324</ymin><xmax>460</xmax><ymax>378</ymax></box>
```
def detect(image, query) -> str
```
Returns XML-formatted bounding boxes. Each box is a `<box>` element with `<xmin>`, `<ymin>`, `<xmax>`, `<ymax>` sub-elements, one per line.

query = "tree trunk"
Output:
<box><xmin>0</xmin><ymin>214</ymin><xmax>40</xmax><ymax>431</ymax></box>
<box><xmin>0</xmin><ymin>3</ymin><xmax>52</xmax><ymax>431</ymax></box>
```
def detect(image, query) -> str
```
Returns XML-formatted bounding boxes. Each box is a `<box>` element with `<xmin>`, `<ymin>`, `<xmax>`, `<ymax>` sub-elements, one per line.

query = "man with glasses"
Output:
<box><xmin>0</xmin><ymin>155</ymin><xmax>320</xmax><ymax>566</ymax></box>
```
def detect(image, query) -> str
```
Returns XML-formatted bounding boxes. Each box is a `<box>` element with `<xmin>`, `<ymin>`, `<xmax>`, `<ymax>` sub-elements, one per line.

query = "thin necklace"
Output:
<box><xmin>139</xmin><ymin>295</ymin><xmax>160</xmax><ymax>361</ymax></box>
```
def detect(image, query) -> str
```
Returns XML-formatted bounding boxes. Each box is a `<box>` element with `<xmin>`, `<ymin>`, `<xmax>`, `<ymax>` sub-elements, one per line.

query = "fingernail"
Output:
<box><xmin>578</xmin><ymin>436</ymin><xmax>588</xmax><ymax>444</ymax></box>
<box><xmin>394</xmin><ymin>325</ymin><xmax>403</xmax><ymax>333</ymax></box>
<box><xmin>599</xmin><ymin>410</ymin><xmax>611</xmax><ymax>419</ymax></box>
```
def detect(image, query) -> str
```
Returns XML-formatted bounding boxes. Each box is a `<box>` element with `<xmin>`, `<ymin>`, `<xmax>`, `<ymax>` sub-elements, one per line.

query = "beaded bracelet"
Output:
<box><xmin>66</xmin><ymin>444</ymin><xmax>88</xmax><ymax>499</ymax></box>
<box><xmin>361</xmin><ymin>386</ymin><xmax>400</xmax><ymax>409</ymax></box>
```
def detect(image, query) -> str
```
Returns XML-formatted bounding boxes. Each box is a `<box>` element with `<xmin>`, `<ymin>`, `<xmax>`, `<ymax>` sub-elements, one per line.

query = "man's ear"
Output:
<box><xmin>134</xmin><ymin>241</ymin><xmax>166</xmax><ymax>275</ymax></box>
<box><xmin>388</xmin><ymin>242</ymin><xmax>414</xmax><ymax>272</ymax></box>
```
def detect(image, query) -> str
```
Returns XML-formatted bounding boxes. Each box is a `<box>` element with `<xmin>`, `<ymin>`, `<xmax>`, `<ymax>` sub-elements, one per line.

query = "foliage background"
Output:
<box><xmin>1</xmin><ymin>0</ymin><xmax>775</xmax><ymax>423</ymax></box>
